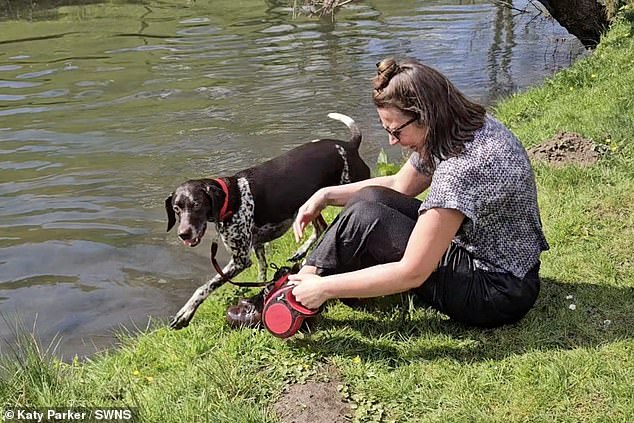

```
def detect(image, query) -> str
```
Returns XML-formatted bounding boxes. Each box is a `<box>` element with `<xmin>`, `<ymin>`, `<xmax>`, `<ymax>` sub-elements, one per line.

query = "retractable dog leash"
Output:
<box><xmin>210</xmin><ymin>241</ymin><xmax>320</xmax><ymax>338</ymax></box>
<box><xmin>211</xmin><ymin>241</ymin><xmax>321</xmax><ymax>338</ymax></box>
<box><xmin>262</xmin><ymin>282</ymin><xmax>321</xmax><ymax>338</ymax></box>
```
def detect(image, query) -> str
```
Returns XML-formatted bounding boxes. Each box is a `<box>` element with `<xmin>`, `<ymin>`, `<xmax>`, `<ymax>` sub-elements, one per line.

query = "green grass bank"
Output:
<box><xmin>2</xmin><ymin>13</ymin><xmax>633</xmax><ymax>423</ymax></box>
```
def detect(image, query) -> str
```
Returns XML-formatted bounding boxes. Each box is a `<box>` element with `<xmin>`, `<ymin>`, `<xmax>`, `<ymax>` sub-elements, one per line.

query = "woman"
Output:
<box><xmin>287</xmin><ymin>57</ymin><xmax>549</xmax><ymax>328</ymax></box>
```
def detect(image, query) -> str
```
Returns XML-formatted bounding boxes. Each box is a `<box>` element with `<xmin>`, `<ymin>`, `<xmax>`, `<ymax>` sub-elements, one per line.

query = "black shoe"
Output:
<box><xmin>226</xmin><ymin>263</ymin><xmax>298</xmax><ymax>328</ymax></box>
<box><xmin>226</xmin><ymin>301</ymin><xmax>263</xmax><ymax>328</ymax></box>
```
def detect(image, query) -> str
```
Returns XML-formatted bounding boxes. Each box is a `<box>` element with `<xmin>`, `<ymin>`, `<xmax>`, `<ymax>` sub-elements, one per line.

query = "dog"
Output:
<box><xmin>165</xmin><ymin>112</ymin><xmax>370</xmax><ymax>329</ymax></box>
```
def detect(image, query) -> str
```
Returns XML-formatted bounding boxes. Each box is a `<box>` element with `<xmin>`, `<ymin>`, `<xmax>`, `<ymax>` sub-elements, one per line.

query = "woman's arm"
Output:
<box><xmin>293</xmin><ymin>160</ymin><xmax>431</xmax><ymax>241</ymax></box>
<box><xmin>290</xmin><ymin>207</ymin><xmax>464</xmax><ymax>309</ymax></box>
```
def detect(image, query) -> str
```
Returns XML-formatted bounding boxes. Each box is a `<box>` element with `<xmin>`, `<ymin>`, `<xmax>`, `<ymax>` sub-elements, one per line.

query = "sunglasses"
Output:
<box><xmin>382</xmin><ymin>116</ymin><xmax>418</xmax><ymax>141</ymax></box>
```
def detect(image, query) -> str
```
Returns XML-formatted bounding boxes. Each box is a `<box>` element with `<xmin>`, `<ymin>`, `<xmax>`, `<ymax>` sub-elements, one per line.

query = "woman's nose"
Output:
<box><xmin>388</xmin><ymin>134</ymin><xmax>399</xmax><ymax>145</ymax></box>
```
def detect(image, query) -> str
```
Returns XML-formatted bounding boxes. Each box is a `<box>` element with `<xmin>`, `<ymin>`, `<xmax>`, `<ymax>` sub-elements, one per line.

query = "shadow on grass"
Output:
<box><xmin>292</xmin><ymin>278</ymin><xmax>634</xmax><ymax>364</ymax></box>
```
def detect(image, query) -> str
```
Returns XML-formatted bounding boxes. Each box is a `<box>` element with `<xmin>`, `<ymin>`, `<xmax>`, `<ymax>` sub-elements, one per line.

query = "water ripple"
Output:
<box><xmin>0</xmin><ymin>80</ymin><xmax>42</xmax><ymax>88</ymax></box>
<box><xmin>0</xmin><ymin>32</ymin><xmax>81</xmax><ymax>46</ymax></box>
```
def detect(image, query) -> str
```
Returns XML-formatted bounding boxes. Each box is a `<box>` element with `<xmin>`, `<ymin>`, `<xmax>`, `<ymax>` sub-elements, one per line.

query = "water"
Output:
<box><xmin>0</xmin><ymin>0</ymin><xmax>585</xmax><ymax>358</ymax></box>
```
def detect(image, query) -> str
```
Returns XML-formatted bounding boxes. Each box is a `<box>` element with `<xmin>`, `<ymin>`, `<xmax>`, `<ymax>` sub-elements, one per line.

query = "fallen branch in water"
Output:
<box><xmin>293</xmin><ymin>0</ymin><xmax>355</xmax><ymax>18</ymax></box>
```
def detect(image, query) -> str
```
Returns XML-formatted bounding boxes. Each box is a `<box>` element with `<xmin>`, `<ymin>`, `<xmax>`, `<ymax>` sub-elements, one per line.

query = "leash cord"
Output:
<box><xmin>210</xmin><ymin>241</ymin><xmax>270</xmax><ymax>287</ymax></box>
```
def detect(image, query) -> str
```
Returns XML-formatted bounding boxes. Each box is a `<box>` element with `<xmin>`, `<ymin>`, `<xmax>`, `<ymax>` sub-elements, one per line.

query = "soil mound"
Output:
<box><xmin>273</xmin><ymin>378</ymin><xmax>352</xmax><ymax>423</ymax></box>
<box><xmin>527</xmin><ymin>132</ymin><xmax>603</xmax><ymax>166</ymax></box>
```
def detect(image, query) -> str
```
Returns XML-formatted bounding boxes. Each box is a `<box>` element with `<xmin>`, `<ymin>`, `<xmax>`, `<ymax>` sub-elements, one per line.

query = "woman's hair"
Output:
<box><xmin>372</xmin><ymin>57</ymin><xmax>486</xmax><ymax>172</ymax></box>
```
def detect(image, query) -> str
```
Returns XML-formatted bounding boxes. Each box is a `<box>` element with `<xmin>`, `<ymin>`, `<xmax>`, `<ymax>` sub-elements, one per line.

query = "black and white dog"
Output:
<box><xmin>165</xmin><ymin>113</ymin><xmax>370</xmax><ymax>329</ymax></box>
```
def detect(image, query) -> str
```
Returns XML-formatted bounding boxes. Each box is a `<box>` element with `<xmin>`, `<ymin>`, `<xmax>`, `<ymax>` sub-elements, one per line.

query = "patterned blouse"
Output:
<box><xmin>410</xmin><ymin>115</ymin><xmax>549</xmax><ymax>278</ymax></box>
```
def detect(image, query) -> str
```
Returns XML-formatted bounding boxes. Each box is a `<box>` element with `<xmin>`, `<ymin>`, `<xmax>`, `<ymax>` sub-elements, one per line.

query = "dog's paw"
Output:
<box><xmin>169</xmin><ymin>308</ymin><xmax>194</xmax><ymax>330</ymax></box>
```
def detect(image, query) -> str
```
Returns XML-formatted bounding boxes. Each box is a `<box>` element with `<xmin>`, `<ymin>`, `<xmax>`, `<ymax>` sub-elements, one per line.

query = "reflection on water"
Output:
<box><xmin>0</xmin><ymin>0</ymin><xmax>585</xmax><ymax>358</ymax></box>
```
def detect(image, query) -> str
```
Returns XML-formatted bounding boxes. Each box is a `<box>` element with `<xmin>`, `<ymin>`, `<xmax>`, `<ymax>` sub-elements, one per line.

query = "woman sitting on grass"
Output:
<box><xmin>287</xmin><ymin>57</ymin><xmax>550</xmax><ymax>328</ymax></box>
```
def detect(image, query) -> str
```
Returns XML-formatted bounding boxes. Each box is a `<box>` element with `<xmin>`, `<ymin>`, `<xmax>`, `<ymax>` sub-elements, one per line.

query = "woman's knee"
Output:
<box><xmin>337</xmin><ymin>199</ymin><xmax>414</xmax><ymax>249</ymax></box>
<box><xmin>339</xmin><ymin>199</ymin><xmax>383</xmax><ymax>228</ymax></box>
<box><xmin>346</xmin><ymin>186</ymin><xmax>421</xmax><ymax>219</ymax></box>
<box><xmin>347</xmin><ymin>186</ymin><xmax>393</xmax><ymax>206</ymax></box>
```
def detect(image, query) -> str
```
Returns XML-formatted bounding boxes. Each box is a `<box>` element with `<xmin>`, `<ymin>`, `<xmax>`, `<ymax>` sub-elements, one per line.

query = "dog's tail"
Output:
<box><xmin>328</xmin><ymin>112</ymin><xmax>362</xmax><ymax>150</ymax></box>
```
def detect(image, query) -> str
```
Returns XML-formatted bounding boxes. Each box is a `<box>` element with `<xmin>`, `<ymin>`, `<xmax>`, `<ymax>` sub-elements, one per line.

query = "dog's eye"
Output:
<box><xmin>173</xmin><ymin>206</ymin><xmax>181</xmax><ymax>214</ymax></box>
<box><xmin>193</xmin><ymin>201</ymin><xmax>201</xmax><ymax>209</ymax></box>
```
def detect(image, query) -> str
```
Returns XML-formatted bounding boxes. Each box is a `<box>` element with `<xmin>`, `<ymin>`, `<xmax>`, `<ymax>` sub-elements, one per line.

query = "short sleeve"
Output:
<box><xmin>418</xmin><ymin>158</ymin><xmax>479</xmax><ymax>224</ymax></box>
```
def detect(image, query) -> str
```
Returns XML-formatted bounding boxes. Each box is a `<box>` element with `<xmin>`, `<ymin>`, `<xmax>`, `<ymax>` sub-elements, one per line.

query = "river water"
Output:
<box><xmin>0</xmin><ymin>0</ymin><xmax>585</xmax><ymax>358</ymax></box>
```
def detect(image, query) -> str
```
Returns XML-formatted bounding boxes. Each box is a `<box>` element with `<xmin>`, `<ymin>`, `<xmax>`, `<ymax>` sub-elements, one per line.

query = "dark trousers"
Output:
<box><xmin>304</xmin><ymin>186</ymin><xmax>540</xmax><ymax>327</ymax></box>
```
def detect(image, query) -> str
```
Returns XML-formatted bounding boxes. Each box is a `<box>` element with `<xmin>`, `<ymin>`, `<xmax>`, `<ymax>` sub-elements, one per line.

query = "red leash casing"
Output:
<box><xmin>263</xmin><ymin>282</ymin><xmax>320</xmax><ymax>338</ymax></box>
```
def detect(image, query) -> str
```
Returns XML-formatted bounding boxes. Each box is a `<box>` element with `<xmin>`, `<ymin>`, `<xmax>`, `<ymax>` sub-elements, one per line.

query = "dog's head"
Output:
<box><xmin>165</xmin><ymin>179</ymin><xmax>225</xmax><ymax>247</ymax></box>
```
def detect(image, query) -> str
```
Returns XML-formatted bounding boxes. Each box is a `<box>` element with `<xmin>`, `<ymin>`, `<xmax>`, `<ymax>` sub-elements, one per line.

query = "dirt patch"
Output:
<box><xmin>527</xmin><ymin>131</ymin><xmax>603</xmax><ymax>167</ymax></box>
<box><xmin>273</xmin><ymin>370</ymin><xmax>352</xmax><ymax>423</ymax></box>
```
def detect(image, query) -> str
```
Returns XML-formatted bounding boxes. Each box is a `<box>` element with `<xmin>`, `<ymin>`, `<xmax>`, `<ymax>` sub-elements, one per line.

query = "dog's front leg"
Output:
<box><xmin>169</xmin><ymin>258</ymin><xmax>245</xmax><ymax>330</ymax></box>
<box><xmin>253</xmin><ymin>244</ymin><xmax>268</xmax><ymax>281</ymax></box>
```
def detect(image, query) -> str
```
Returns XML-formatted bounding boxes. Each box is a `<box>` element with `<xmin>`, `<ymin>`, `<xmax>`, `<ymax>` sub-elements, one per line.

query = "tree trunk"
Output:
<box><xmin>536</xmin><ymin>0</ymin><xmax>610</xmax><ymax>48</ymax></box>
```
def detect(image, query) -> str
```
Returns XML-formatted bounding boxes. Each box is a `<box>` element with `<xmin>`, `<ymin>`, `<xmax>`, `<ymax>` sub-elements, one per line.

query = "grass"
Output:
<box><xmin>2</xmin><ymin>14</ymin><xmax>634</xmax><ymax>423</ymax></box>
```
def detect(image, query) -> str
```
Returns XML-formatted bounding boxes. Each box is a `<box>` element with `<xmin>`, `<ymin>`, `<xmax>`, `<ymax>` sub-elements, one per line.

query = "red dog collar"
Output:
<box><xmin>214</xmin><ymin>178</ymin><xmax>233</xmax><ymax>221</ymax></box>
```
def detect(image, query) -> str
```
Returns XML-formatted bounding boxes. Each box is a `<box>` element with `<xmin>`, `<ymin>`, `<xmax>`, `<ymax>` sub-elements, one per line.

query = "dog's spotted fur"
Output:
<box><xmin>166</xmin><ymin>113</ymin><xmax>370</xmax><ymax>329</ymax></box>
<box><xmin>335</xmin><ymin>144</ymin><xmax>351</xmax><ymax>184</ymax></box>
<box><xmin>217</xmin><ymin>177</ymin><xmax>255</xmax><ymax>268</ymax></box>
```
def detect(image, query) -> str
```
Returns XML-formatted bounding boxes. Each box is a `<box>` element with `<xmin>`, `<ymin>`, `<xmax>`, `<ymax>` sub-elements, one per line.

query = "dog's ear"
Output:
<box><xmin>165</xmin><ymin>194</ymin><xmax>176</xmax><ymax>232</ymax></box>
<box><xmin>204</xmin><ymin>182</ymin><xmax>225</xmax><ymax>223</ymax></box>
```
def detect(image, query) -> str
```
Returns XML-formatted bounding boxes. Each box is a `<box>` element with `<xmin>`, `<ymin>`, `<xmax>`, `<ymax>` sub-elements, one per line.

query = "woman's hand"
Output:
<box><xmin>292</xmin><ymin>189</ymin><xmax>328</xmax><ymax>242</ymax></box>
<box><xmin>288</xmin><ymin>273</ymin><xmax>328</xmax><ymax>310</ymax></box>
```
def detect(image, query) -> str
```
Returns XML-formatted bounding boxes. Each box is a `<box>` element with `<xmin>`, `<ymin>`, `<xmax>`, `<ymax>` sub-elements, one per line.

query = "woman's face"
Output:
<box><xmin>377</xmin><ymin>107</ymin><xmax>426</xmax><ymax>152</ymax></box>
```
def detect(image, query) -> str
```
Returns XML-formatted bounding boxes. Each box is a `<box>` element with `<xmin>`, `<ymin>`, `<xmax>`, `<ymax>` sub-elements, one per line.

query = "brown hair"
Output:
<box><xmin>372</xmin><ymin>57</ymin><xmax>486</xmax><ymax>172</ymax></box>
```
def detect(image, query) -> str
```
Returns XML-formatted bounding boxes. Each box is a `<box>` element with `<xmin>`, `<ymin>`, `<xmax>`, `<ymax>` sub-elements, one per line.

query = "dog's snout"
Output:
<box><xmin>179</xmin><ymin>230</ymin><xmax>192</xmax><ymax>241</ymax></box>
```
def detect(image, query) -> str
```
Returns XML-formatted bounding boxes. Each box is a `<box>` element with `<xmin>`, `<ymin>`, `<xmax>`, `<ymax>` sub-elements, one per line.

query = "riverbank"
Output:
<box><xmin>2</xmin><ymin>13</ymin><xmax>633</xmax><ymax>423</ymax></box>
